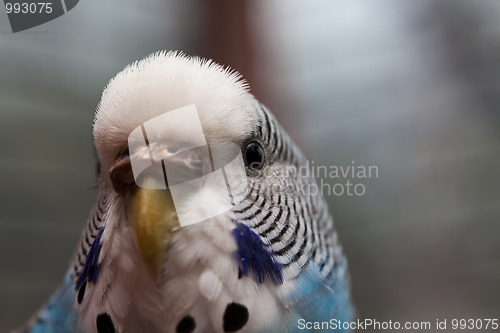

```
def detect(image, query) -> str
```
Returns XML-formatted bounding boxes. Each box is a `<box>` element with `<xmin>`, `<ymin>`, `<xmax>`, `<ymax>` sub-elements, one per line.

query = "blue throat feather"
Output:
<box><xmin>232</xmin><ymin>220</ymin><xmax>283</xmax><ymax>285</ymax></box>
<box><xmin>75</xmin><ymin>226</ymin><xmax>104</xmax><ymax>290</ymax></box>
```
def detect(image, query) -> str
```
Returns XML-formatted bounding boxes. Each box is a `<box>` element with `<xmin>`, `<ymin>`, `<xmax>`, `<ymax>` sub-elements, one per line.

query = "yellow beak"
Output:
<box><xmin>126</xmin><ymin>183</ymin><xmax>179</xmax><ymax>279</ymax></box>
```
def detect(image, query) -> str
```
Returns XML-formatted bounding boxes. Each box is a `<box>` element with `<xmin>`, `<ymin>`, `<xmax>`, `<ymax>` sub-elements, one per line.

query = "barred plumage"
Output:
<box><xmin>71</xmin><ymin>194</ymin><xmax>109</xmax><ymax>280</ymax></box>
<box><xmin>236</xmin><ymin>105</ymin><xmax>341</xmax><ymax>283</ymax></box>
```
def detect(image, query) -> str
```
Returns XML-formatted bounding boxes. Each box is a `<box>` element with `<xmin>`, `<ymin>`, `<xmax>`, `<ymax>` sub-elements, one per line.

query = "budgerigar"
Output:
<box><xmin>14</xmin><ymin>52</ymin><xmax>354</xmax><ymax>333</ymax></box>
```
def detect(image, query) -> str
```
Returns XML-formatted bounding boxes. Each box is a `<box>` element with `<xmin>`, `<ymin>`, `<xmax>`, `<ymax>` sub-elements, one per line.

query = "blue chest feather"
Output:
<box><xmin>29</xmin><ymin>272</ymin><xmax>78</xmax><ymax>333</ymax></box>
<box><xmin>257</xmin><ymin>262</ymin><xmax>354</xmax><ymax>333</ymax></box>
<box><xmin>75</xmin><ymin>226</ymin><xmax>104</xmax><ymax>290</ymax></box>
<box><xmin>232</xmin><ymin>220</ymin><xmax>283</xmax><ymax>285</ymax></box>
<box><xmin>29</xmin><ymin>228</ymin><xmax>105</xmax><ymax>332</ymax></box>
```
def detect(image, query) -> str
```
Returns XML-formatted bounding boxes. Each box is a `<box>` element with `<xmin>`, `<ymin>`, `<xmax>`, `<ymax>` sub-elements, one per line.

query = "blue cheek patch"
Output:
<box><xmin>232</xmin><ymin>220</ymin><xmax>283</xmax><ymax>285</ymax></box>
<box><xmin>75</xmin><ymin>226</ymin><xmax>104</xmax><ymax>290</ymax></box>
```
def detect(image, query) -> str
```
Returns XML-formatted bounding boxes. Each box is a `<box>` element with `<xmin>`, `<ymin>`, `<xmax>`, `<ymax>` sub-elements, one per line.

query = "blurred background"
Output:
<box><xmin>1</xmin><ymin>0</ymin><xmax>499</xmax><ymax>331</ymax></box>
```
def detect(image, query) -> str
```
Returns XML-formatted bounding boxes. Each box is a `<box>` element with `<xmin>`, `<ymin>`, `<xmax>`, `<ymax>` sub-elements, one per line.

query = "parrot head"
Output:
<box><xmin>72</xmin><ymin>51</ymin><xmax>353</xmax><ymax>333</ymax></box>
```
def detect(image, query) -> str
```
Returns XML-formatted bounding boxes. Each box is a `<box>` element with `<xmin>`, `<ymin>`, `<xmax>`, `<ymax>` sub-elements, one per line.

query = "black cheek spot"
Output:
<box><xmin>77</xmin><ymin>281</ymin><xmax>87</xmax><ymax>304</ymax></box>
<box><xmin>223</xmin><ymin>302</ymin><xmax>249</xmax><ymax>332</ymax></box>
<box><xmin>96</xmin><ymin>313</ymin><xmax>115</xmax><ymax>333</ymax></box>
<box><xmin>176</xmin><ymin>315</ymin><xmax>196</xmax><ymax>333</ymax></box>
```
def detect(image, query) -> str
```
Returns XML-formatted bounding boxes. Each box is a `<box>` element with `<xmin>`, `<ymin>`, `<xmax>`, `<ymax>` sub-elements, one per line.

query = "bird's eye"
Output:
<box><xmin>243</xmin><ymin>141</ymin><xmax>265</xmax><ymax>171</ymax></box>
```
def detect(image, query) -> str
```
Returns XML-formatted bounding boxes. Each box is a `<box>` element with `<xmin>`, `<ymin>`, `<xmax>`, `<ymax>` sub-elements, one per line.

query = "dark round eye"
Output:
<box><xmin>243</xmin><ymin>141</ymin><xmax>265</xmax><ymax>171</ymax></box>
